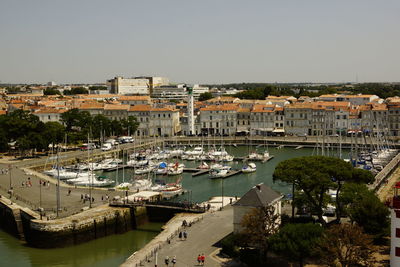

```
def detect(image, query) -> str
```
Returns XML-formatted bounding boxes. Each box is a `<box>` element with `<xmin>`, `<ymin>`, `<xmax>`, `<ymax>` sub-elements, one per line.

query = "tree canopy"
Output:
<box><xmin>198</xmin><ymin>92</ymin><xmax>213</xmax><ymax>101</ymax></box>
<box><xmin>63</xmin><ymin>87</ymin><xmax>89</xmax><ymax>95</ymax></box>
<box><xmin>240</xmin><ymin>204</ymin><xmax>280</xmax><ymax>262</ymax></box>
<box><xmin>273</xmin><ymin>156</ymin><xmax>373</xmax><ymax>224</ymax></box>
<box><xmin>270</xmin><ymin>223</ymin><xmax>323</xmax><ymax>267</ymax></box>
<box><xmin>315</xmin><ymin>224</ymin><xmax>373</xmax><ymax>267</ymax></box>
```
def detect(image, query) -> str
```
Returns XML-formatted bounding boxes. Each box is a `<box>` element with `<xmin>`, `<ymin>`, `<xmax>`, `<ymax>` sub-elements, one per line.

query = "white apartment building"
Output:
<box><xmin>152</xmin><ymin>84</ymin><xmax>187</xmax><ymax>100</ymax></box>
<box><xmin>103</xmin><ymin>104</ymin><xmax>130</xmax><ymax>120</ymax></box>
<box><xmin>107</xmin><ymin>76</ymin><xmax>150</xmax><ymax>95</ymax></box>
<box><xmin>199</xmin><ymin>104</ymin><xmax>238</xmax><ymax>136</ymax></box>
<box><xmin>33</xmin><ymin>108</ymin><xmax>66</xmax><ymax>123</ymax></box>
<box><xmin>285</xmin><ymin>103</ymin><xmax>313</xmax><ymax>136</ymax></box>
<box><xmin>128</xmin><ymin>105</ymin><xmax>181</xmax><ymax>137</ymax></box>
<box><xmin>250</xmin><ymin>105</ymin><xmax>284</xmax><ymax>136</ymax></box>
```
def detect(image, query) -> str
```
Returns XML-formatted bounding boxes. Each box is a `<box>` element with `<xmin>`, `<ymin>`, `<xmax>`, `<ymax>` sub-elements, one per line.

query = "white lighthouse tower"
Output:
<box><xmin>187</xmin><ymin>86</ymin><xmax>195</xmax><ymax>135</ymax></box>
<box><xmin>390</xmin><ymin>182</ymin><xmax>400</xmax><ymax>266</ymax></box>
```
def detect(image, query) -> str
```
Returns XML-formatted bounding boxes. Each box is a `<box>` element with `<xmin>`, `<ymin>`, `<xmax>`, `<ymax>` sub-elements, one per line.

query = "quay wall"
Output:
<box><xmin>373</xmin><ymin>153</ymin><xmax>400</xmax><ymax>192</ymax></box>
<box><xmin>0</xmin><ymin>197</ymin><xmax>22</xmax><ymax>238</ymax></box>
<box><xmin>0</xmin><ymin>197</ymin><xmax>151</xmax><ymax>248</ymax></box>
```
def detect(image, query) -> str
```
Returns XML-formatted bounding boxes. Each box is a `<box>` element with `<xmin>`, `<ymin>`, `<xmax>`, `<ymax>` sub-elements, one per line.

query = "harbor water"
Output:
<box><xmin>0</xmin><ymin>146</ymin><xmax>323</xmax><ymax>267</ymax></box>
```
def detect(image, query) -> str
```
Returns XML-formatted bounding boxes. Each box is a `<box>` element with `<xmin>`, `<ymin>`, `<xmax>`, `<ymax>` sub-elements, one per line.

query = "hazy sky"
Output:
<box><xmin>0</xmin><ymin>0</ymin><xmax>399</xmax><ymax>84</ymax></box>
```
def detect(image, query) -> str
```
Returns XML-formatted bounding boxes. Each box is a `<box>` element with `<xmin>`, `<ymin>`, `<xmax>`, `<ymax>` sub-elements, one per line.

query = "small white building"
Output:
<box><xmin>232</xmin><ymin>183</ymin><xmax>282</xmax><ymax>234</ymax></box>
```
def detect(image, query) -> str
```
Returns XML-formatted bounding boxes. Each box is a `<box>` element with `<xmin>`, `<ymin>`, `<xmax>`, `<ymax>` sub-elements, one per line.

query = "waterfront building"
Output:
<box><xmin>387</xmin><ymin>98</ymin><xmax>400</xmax><ymax>137</ymax></box>
<box><xmin>128</xmin><ymin>104</ymin><xmax>180</xmax><ymax>136</ymax></box>
<box><xmin>285</xmin><ymin>102</ymin><xmax>313</xmax><ymax>136</ymax></box>
<box><xmin>233</xmin><ymin>183</ymin><xmax>283</xmax><ymax>234</ymax></box>
<box><xmin>236</xmin><ymin>107</ymin><xmax>251</xmax><ymax>134</ymax></box>
<box><xmin>249</xmin><ymin>104</ymin><xmax>284</xmax><ymax>136</ymax></box>
<box><xmin>199</xmin><ymin>104</ymin><xmax>239</xmax><ymax>136</ymax></box>
<box><xmin>359</xmin><ymin>103</ymin><xmax>389</xmax><ymax>136</ymax></box>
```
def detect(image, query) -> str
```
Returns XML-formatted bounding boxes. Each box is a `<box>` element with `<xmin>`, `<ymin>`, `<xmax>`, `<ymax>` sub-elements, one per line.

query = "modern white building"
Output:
<box><xmin>107</xmin><ymin>76</ymin><xmax>169</xmax><ymax>95</ymax></box>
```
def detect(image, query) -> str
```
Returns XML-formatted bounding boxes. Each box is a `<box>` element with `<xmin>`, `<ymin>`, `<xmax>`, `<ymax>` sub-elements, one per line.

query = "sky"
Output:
<box><xmin>0</xmin><ymin>0</ymin><xmax>399</xmax><ymax>84</ymax></box>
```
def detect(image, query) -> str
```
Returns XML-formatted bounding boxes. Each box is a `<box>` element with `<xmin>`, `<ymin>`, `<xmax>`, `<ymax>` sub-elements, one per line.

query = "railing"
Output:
<box><xmin>110</xmin><ymin>199</ymin><xmax>207</xmax><ymax>213</ymax></box>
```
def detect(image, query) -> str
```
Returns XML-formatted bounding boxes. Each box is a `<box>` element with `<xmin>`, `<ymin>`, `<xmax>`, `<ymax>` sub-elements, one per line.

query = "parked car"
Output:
<box><xmin>101</xmin><ymin>143</ymin><xmax>113</xmax><ymax>151</ymax></box>
<box><xmin>105</xmin><ymin>139</ymin><xmax>117</xmax><ymax>146</ymax></box>
<box><xmin>117</xmin><ymin>136</ymin><xmax>134</xmax><ymax>143</ymax></box>
<box><xmin>80</xmin><ymin>143</ymin><xmax>96</xmax><ymax>150</ymax></box>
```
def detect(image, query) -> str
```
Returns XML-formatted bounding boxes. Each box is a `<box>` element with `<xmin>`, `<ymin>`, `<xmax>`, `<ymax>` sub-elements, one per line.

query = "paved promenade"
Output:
<box><xmin>0</xmin><ymin>163</ymin><xmax>122</xmax><ymax>217</ymax></box>
<box><xmin>122</xmin><ymin>198</ymin><xmax>240</xmax><ymax>267</ymax></box>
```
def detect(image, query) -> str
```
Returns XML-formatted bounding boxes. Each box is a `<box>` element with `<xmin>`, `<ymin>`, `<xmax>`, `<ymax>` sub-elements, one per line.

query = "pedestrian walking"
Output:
<box><xmin>197</xmin><ymin>254</ymin><xmax>201</xmax><ymax>265</ymax></box>
<box><xmin>171</xmin><ymin>256</ymin><xmax>176</xmax><ymax>266</ymax></box>
<box><xmin>81</xmin><ymin>194</ymin><xmax>83</xmax><ymax>200</ymax></box>
<box><xmin>164</xmin><ymin>256</ymin><xmax>169</xmax><ymax>266</ymax></box>
<box><xmin>178</xmin><ymin>231</ymin><xmax>182</xmax><ymax>240</ymax></box>
<box><xmin>201</xmin><ymin>254</ymin><xmax>205</xmax><ymax>265</ymax></box>
<box><xmin>183</xmin><ymin>231</ymin><xmax>187</xmax><ymax>240</ymax></box>
<box><xmin>68</xmin><ymin>189</ymin><xmax>71</xmax><ymax>196</ymax></box>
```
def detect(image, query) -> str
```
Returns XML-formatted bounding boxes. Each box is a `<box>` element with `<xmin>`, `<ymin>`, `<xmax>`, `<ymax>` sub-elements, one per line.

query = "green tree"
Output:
<box><xmin>60</xmin><ymin>108</ymin><xmax>81</xmax><ymax>131</ymax></box>
<box><xmin>273</xmin><ymin>156</ymin><xmax>372</xmax><ymax>224</ymax></box>
<box><xmin>198</xmin><ymin>92</ymin><xmax>213</xmax><ymax>101</ymax></box>
<box><xmin>240</xmin><ymin>205</ymin><xmax>280</xmax><ymax>263</ymax></box>
<box><xmin>270</xmin><ymin>223</ymin><xmax>323</xmax><ymax>267</ymax></box>
<box><xmin>345</xmin><ymin>185</ymin><xmax>390</xmax><ymax>239</ymax></box>
<box><xmin>43</xmin><ymin>122</ymin><xmax>65</xmax><ymax>149</ymax></box>
<box><xmin>44</xmin><ymin>88</ymin><xmax>61</xmax><ymax>95</ymax></box>
<box><xmin>316</xmin><ymin>224</ymin><xmax>374</xmax><ymax>267</ymax></box>
<box><xmin>64</xmin><ymin>87</ymin><xmax>89</xmax><ymax>95</ymax></box>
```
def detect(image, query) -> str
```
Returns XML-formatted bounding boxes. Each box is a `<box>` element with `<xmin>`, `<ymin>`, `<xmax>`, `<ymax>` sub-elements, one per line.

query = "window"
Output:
<box><xmin>396</xmin><ymin>247</ymin><xmax>400</xmax><ymax>257</ymax></box>
<box><xmin>210</xmin><ymin>116</ymin><xmax>212</xmax><ymax>120</ymax></box>
<box><xmin>396</xmin><ymin>228</ymin><xmax>400</xmax><ymax>238</ymax></box>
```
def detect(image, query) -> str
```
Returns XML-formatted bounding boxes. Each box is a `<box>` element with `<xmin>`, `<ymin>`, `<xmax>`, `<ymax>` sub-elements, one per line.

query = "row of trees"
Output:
<box><xmin>209</xmin><ymin>82</ymin><xmax>400</xmax><ymax>99</ymax></box>
<box><xmin>0</xmin><ymin>110</ymin><xmax>65</xmax><ymax>155</ymax></box>
<box><xmin>0</xmin><ymin>109</ymin><xmax>139</xmax><ymax>155</ymax></box>
<box><xmin>226</xmin><ymin>156</ymin><xmax>389</xmax><ymax>266</ymax></box>
<box><xmin>60</xmin><ymin>109</ymin><xmax>139</xmax><ymax>143</ymax></box>
<box><xmin>239</xmin><ymin>207</ymin><xmax>377</xmax><ymax>267</ymax></box>
<box><xmin>44</xmin><ymin>87</ymin><xmax>89</xmax><ymax>95</ymax></box>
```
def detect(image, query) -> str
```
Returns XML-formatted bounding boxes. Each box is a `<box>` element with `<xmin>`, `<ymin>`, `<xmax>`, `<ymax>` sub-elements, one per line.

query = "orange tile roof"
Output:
<box><xmin>151</xmin><ymin>107</ymin><xmax>178</xmax><ymax>112</ymax></box>
<box><xmin>33</xmin><ymin>108</ymin><xmax>67</xmax><ymax>114</ymax></box>
<box><xmin>104</xmin><ymin>104</ymin><xmax>130</xmax><ymax>111</ymax></box>
<box><xmin>237</xmin><ymin>107</ymin><xmax>251</xmax><ymax>113</ymax></box>
<box><xmin>79</xmin><ymin>103</ymin><xmax>104</xmax><ymax>110</ymax></box>
<box><xmin>251</xmin><ymin>104</ymin><xmax>276</xmax><ymax>113</ymax></box>
<box><xmin>200</xmin><ymin>104</ymin><xmax>239</xmax><ymax>111</ymax></box>
<box><xmin>118</xmin><ymin>95</ymin><xmax>151</xmax><ymax>101</ymax></box>
<box><xmin>129</xmin><ymin>104</ymin><xmax>152</xmax><ymax>112</ymax></box>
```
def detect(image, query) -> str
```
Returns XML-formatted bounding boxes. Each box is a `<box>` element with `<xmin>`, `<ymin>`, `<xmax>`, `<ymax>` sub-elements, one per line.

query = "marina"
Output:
<box><xmin>1</xmin><ymin>136</ymin><xmax>400</xmax><ymax>266</ymax></box>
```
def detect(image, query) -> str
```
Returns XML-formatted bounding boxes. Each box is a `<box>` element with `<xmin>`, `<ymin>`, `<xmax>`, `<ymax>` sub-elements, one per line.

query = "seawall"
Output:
<box><xmin>0</xmin><ymin>195</ymin><xmax>149</xmax><ymax>248</ymax></box>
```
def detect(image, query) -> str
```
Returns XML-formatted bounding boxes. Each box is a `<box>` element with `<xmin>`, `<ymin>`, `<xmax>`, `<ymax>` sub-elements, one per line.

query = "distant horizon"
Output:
<box><xmin>1</xmin><ymin>1</ymin><xmax>399</xmax><ymax>85</ymax></box>
<box><xmin>1</xmin><ymin>80</ymin><xmax>400</xmax><ymax>86</ymax></box>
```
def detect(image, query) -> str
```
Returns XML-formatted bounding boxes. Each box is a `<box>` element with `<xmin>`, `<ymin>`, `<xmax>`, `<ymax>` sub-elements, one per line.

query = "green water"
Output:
<box><xmin>0</xmin><ymin>222</ymin><xmax>162</xmax><ymax>267</ymax></box>
<box><xmin>0</xmin><ymin>146</ymin><xmax>327</xmax><ymax>267</ymax></box>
